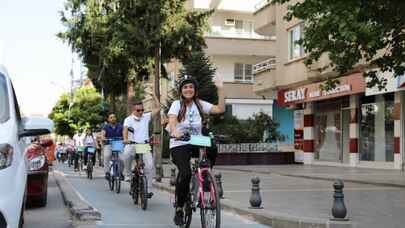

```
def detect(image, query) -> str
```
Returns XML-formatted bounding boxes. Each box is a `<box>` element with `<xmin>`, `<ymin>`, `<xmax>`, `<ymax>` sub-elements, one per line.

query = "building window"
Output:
<box><xmin>225</xmin><ymin>104</ymin><xmax>233</xmax><ymax>118</ymax></box>
<box><xmin>220</xmin><ymin>19</ymin><xmax>259</xmax><ymax>39</ymax></box>
<box><xmin>234</xmin><ymin>63</ymin><xmax>253</xmax><ymax>82</ymax></box>
<box><xmin>288</xmin><ymin>24</ymin><xmax>305</xmax><ymax>60</ymax></box>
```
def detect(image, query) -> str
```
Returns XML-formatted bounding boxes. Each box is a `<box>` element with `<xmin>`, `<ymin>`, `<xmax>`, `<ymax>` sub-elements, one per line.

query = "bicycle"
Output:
<box><xmin>128</xmin><ymin>141</ymin><xmax>152</xmax><ymax>210</ymax></box>
<box><xmin>66</xmin><ymin>145</ymin><xmax>75</xmax><ymax>168</ymax></box>
<box><xmin>173</xmin><ymin>133</ymin><xmax>221</xmax><ymax>228</ymax></box>
<box><xmin>75</xmin><ymin>146</ymin><xmax>85</xmax><ymax>173</ymax></box>
<box><xmin>104</xmin><ymin>138</ymin><xmax>124</xmax><ymax>194</ymax></box>
<box><xmin>85</xmin><ymin>146</ymin><xmax>96</xmax><ymax>179</ymax></box>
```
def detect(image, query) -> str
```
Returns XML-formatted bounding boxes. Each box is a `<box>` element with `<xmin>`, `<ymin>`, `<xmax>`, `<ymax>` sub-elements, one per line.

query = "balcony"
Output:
<box><xmin>204</xmin><ymin>36</ymin><xmax>276</xmax><ymax>56</ymax></box>
<box><xmin>253</xmin><ymin>58</ymin><xmax>277</xmax><ymax>96</ymax></box>
<box><xmin>253</xmin><ymin>0</ymin><xmax>276</xmax><ymax>36</ymax></box>
<box><xmin>253</xmin><ymin>57</ymin><xmax>276</xmax><ymax>74</ymax></box>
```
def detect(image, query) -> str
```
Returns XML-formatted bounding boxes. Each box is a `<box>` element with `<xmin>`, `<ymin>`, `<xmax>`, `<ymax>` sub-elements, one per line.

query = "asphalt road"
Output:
<box><xmin>57</xmin><ymin>164</ymin><xmax>270</xmax><ymax>228</ymax></box>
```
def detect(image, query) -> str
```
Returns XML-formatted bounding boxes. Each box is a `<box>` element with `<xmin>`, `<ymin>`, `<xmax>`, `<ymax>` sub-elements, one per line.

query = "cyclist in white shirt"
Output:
<box><xmin>82</xmin><ymin>128</ymin><xmax>97</xmax><ymax>169</ymax></box>
<box><xmin>122</xmin><ymin>91</ymin><xmax>161</xmax><ymax>197</ymax></box>
<box><xmin>167</xmin><ymin>75</ymin><xmax>224</xmax><ymax>225</ymax></box>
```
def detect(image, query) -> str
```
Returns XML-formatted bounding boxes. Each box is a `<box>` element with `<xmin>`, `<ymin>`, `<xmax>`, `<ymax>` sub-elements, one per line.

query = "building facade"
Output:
<box><xmin>252</xmin><ymin>0</ymin><xmax>405</xmax><ymax>169</ymax></box>
<box><xmin>185</xmin><ymin>0</ymin><xmax>275</xmax><ymax>120</ymax></box>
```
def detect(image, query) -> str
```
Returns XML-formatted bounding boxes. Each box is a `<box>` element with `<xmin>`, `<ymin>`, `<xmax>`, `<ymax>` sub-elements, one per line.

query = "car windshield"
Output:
<box><xmin>0</xmin><ymin>73</ymin><xmax>10</xmax><ymax>123</ymax></box>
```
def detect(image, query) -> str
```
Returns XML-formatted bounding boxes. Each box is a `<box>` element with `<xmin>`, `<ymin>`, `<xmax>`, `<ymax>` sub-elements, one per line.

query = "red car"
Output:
<box><xmin>25</xmin><ymin>139</ymin><xmax>53</xmax><ymax>207</ymax></box>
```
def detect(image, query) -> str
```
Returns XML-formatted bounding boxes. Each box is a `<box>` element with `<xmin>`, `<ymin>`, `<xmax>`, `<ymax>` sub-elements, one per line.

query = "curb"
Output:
<box><xmin>216</xmin><ymin>167</ymin><xmax>405</xmax><ymax>189</ymax></box>
<box><xmin>152</xmin><ymin>180</ymin><xmax>355</xmax><ymax>228</ymax></box>
<box><xmin>53</xmin><ymin>170</ymin><xmax>102</xmax><ymax>221</ymax></box>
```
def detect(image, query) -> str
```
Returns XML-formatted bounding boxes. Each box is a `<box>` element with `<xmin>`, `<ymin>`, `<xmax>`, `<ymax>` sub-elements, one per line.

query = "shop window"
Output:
<box><xmin>359</xmin><ymin>94</ymin><xmax>394</xmax><ymax>162</ymax></box>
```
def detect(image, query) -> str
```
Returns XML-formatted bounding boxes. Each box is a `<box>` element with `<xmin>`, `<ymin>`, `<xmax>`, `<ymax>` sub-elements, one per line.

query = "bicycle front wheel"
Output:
<box><xmin>115</xmin><ymin>176</ymin><xmax>121</xmax><ymax>194</ymax></box>
<box><xmin>200</xmin><ymin>173</ymin><xmax>221</xmax><ymax>228</ymax></box>
<box><xmin>87</xmin><ymin>161</ymin><xmax>93</xmax><ymax>179</ymax></box>
<box><xmin>140</xmin><ymin>176</ymin><xmax>148</xmax><ymax>210</ymax></box>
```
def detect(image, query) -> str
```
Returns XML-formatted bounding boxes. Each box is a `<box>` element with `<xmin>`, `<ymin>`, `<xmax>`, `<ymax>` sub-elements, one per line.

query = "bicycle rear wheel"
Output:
<box><xmin>140</xmin><ymin>176</ymin><xmax>148</xmax><ymax>210</ymax></box>
<box><xmin>200</xmin><ymin>172</ymin><xmax>221</xmax><ymax>228</ymax></box>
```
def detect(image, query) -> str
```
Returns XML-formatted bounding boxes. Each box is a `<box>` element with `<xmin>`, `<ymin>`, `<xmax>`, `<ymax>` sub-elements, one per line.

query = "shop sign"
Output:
<box><xmin>365</xmin><ymin>71</ymin><xmax>405</xmax><ymax>96</ymax></box>
<box><xmin>284</xmin><ymin>88</ymin><xmax>306</xmax><ymax>103</ymax></box>
<box><xmin>278</xmin><ymin>73</ymin><xmax>365</xmax><ymax>106</ymax></box>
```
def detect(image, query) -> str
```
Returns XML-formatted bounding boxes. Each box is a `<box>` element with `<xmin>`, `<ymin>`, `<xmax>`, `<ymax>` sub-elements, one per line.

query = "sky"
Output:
<box><xmin>0</xmin><ymin>0</ymin><xmax>82</xmax><ymax>116</ymax></box>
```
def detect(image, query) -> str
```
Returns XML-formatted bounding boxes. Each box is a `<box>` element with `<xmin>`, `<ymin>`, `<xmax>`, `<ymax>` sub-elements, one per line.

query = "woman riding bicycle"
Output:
<box><xmin>167</xmin><ymin>75</ymin><xmax>224</xmax><ymax>226</ymax></box>
<box><xmin>82</xmin><ymin>128</ymin><xmax>97</xmax><ymax>170</ymax></box>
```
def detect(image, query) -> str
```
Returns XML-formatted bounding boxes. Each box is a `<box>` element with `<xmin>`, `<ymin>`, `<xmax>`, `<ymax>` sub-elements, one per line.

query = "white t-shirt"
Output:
<box><xmin>83</xmin><ymin>134</ymin><xmax>96</xmax><ymax>147</ymax></box>
<box><xmin>73</xmin><ymin>134</ymin><xmax>82</xmax><ymax>147</ymax></box>
<box><xmin>168</xmin><ymin>100</ymin><xmax>213</xmax><ymax>149</ymax></box>
<box><xmin>123</xmin><ymin>112</ymin><xmax>152</xmax><ymax>143</ymax></box>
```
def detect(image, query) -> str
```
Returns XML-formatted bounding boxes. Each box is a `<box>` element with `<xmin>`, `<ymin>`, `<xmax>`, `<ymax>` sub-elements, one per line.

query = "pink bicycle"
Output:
<box><xmin>173</xmin><ymin>134</ymin><xmax>221</xmax><ymax>228</ymax></box>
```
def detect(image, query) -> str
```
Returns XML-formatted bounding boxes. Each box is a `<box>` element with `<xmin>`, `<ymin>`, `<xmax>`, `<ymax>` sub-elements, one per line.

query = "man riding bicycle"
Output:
<box><xmin>101</xmin><ymin>113</ymin><xmax>124</xmax><ymax>180</ymax></box>
<box><xmin>167</xmin><ymin>75</ymin><xmax>224</xmax><ymax>225</ymax></box>
<box><xmin>122</xmin><ymin>90</ymin><xmax>160</xmax><ymax>196</ymax></box>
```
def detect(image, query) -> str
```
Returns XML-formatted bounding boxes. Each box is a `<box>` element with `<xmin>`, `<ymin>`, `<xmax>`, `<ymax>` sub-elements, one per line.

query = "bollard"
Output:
<box><xmin>215</xmin><ymin>173</ymin><xmax>224</xmax><ymax>199</ymax></box>
<box><xmin>249</xmin><ymin>176</ymin><xmax>263</xmax><ymax>209</ymax></box>
<box><xmin>170</xmin><ymin>168</ymin><xmax>176</xmax><ymax>186</ymax></box>
<box><xmin>331</xmin><ymin>179</ymin><xmax>349</xmax><ymax>220</ymax></box>
<box><xmin>155</xmin><ymin>166</ymin><xmax>163</xmax><ymax>182</ymax></box>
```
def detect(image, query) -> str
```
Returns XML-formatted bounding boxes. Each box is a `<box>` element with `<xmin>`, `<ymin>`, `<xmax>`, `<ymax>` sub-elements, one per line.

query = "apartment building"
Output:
<box><xmin>252</xmin><ymin>0</ymin><xmax>405</xmax><ymax>169</ymax></box>
<box><xmin>179</xmin><ymin>0</ymin><xmax>275</xmax><ymax>120</ymax></box>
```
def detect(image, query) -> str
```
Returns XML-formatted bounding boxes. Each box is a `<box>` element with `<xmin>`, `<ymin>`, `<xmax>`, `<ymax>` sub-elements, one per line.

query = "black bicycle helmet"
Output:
<box><xmin>177</xmin><ymin>75</ymin><xmax>199</xmax><ymax>94</ymax></box>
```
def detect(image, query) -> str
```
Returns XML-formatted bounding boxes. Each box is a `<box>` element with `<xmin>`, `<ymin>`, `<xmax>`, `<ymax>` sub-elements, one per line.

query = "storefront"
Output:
<box><xmin>278</xmin><ymin>71</ymin><xmax>405</xmax><ymax>169</ymax></box>
<box><xmin>278</xmin><ymin>72</ymin><xmax>366</xmax><ymax>166</ymax></box>
<box><xmin>365</xmin><ymin>71</ymin><xmax>405</xmax><ymax>169</ymax></box>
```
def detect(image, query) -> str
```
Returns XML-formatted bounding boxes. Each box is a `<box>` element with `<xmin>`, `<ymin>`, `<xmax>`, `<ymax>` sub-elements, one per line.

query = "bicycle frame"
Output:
<box><xmin>193</xmin><ymin>149</ymin><xmax>217</xmax><ymax>209</ymax></box>
<box><xmin>110</xmin><ymin>151</ymin><xmax>120</xmax><ymax>175</ymax></box>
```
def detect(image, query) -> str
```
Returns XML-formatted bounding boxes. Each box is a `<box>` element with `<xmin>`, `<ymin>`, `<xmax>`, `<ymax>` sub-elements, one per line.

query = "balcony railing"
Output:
<box><xmin>254</xmin><ymin>0</ymin><xmax>271</xmax><ymax>11</ymax></box>
<box><xmin>206</xmin><ymin>29</ymin><xmax>270</xmax><ymax>40</ymax></box>
<box><xmin>253</xmin><ymin>58</ymin><xmax>276</xmax><ymax>74</ymax></box>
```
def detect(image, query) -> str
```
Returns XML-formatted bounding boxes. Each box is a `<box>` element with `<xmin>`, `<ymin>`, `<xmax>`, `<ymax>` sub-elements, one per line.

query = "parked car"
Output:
<box><xmin>0</xmin><ymin>65</ymin><xmax>53</xmax><ymax>228</ymax></box>
<box><xmin>25</xmin><ymin>139</ymin><xmax>53</xmax><ymax>207</ymax></box>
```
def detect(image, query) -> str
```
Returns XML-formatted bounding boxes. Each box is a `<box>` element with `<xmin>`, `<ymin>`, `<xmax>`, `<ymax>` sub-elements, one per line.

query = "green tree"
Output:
<box><xmin>210</xmin><ymin>112</ymin><xmax>284</xmax><ymax>144</ymax></box>
<box><xmin>179</xmin><ymin>51</ymin><xmax>218</xmax><ymax>104</ymax></box>
<box><xmin>272</xmin><ymin>0</ymin><xmax>405</xmax><ymax>90</ymax></box>
<box><xmin>165</xmin><ymin>51</ymin><xmax>218</xmax><ymax>111</ymax></box>
<box><xmin>48</xmin><ymin>94</ymin><xmax>75</xmax><ymax>137</ymax></box>
<box><xmin>58</xmin><ymin>0</ymin><xmax>212</xmax><ymax>97</ymax></box>
<box><xmin>49</xmin><ymin>87</ymin><xmax>108</xmax><ymax>136</ymax></box>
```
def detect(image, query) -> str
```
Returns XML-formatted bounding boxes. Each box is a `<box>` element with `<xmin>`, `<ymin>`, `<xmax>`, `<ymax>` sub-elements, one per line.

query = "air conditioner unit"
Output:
<box><xmin>225</xmin><ymin>19</ymin><xmax>235</xmax><ymax>26</ymax></box>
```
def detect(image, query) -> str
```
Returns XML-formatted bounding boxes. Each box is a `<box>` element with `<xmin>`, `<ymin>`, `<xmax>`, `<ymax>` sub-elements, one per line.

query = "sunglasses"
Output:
<box><xmin>136</xmin><ymin>109</ymin><xmax>144</xmax><ymax>112</ymax></box>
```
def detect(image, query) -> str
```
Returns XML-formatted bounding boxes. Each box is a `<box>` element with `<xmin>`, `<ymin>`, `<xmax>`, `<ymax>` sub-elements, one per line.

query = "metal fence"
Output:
<box><xmin>218</xmin><ymin>143</ymin><xmax>278</xmax><ymax>153</ymax></box>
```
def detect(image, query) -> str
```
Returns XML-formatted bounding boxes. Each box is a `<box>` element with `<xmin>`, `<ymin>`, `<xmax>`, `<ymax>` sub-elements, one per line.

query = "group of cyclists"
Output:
<box><xmin>56</xmin><ymin>75</ymin><xmax>225</xmax><ymax>226</ymax></box>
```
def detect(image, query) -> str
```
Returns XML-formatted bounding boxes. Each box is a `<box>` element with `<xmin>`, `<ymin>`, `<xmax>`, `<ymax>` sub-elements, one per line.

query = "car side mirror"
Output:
<box><xmin>19</xmin><ymin>117</ymin><xmax>54</xmax><ymax>138</ymax></box>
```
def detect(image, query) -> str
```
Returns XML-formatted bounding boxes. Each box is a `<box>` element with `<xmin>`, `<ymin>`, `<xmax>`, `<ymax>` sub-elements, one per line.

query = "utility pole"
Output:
<box><xmin>69</xmin><ymin>57</ymin><xmax>74</xmax><ymax>119</ymax></box>
<box><xmin>153</xmin><ymin>42</ymin><xmax>163</xmax><ymax>182</ymax></box>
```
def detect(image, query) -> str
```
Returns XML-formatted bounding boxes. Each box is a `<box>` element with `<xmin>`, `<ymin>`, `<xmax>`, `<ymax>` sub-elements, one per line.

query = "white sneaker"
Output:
<box><xmin>124</xmin><ymin>176</ymin><xmax>131</xmax><ymax>182</ymax></box>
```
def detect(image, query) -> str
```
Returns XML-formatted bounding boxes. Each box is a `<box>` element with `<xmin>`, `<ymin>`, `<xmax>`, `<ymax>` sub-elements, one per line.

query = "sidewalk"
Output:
<box><xmin>156</xmin><ymin>164</ymin><xmax>405</xmax><ymax>228</ymax></box>
<box><xmin>216</xmin><ymin>165</ymin><xmax>405</xmax><ymax>188</ymax></box>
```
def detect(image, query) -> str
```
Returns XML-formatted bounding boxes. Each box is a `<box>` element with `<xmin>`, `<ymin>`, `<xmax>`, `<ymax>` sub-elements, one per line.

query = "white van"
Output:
<box><xmin>0</xmin><ymin>65</ymin><xmax>53</xmax><ymax>228</ymax></box>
